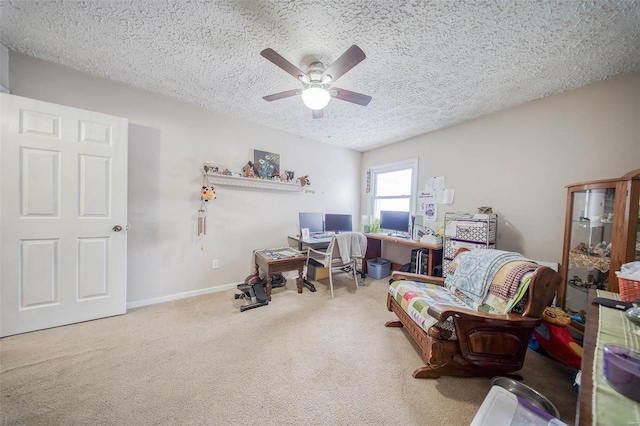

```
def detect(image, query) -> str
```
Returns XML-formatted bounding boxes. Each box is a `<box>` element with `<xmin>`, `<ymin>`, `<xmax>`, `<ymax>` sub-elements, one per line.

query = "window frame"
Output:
<box><xmin>368</xmin><ymin>158</ymin><xmax>419</xmax><ymax>219</ymax></box>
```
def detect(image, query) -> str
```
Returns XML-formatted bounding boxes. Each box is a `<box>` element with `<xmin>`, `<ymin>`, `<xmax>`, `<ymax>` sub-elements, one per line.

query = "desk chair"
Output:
<box><xmin>306</xmin><ymin>232</ymin><xmax>367</xmax><ymax>298</ymax></box>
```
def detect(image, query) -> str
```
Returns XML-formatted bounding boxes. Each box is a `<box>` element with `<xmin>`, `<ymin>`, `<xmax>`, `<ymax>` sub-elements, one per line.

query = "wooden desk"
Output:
<box><xmin>577</xmin><ymin>289</ymin><xmax>640</xmax><ymax>425</ymax></box>
<box><xmin>363</xmin><ymin>233</ymin><xmax>443</xmax><ymax>276</ymax></box>
<box><xmin>287</xmin><ymin>235</ymin><xmax>332</xmax><ymax>251</ymax></box>
<box><xmin>254</xmin><ymin>250</ymin><xmax>306</xmax><ymax>301</ymax></box>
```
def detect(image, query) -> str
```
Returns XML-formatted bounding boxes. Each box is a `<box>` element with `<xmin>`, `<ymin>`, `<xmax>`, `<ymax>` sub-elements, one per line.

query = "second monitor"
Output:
<box><xmin>324</xmin><ymin>213</ymin><xmax>353</xmax><ymax>233</ymax></box>
<box><xmin>380</xmin><ymin>210</ymin><xmax>410</xmax><ymax>237</ymax></box>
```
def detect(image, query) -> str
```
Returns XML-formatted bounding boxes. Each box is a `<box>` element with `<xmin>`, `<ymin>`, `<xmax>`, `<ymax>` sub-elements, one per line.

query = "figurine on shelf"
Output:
<box><xmin>569</xmin><ymin>275</ymin><xmax>584</xmax><ymax>286</ymax></box>
<box><xmin>279</xmin><ymin>173</ymin><xmax>288</xmax><ymax>182</ymax></box>
<box><xmin>296</xmin><ymin>175</ymin><xmax>310</xmax><ymax>187</ymax></box>
<box><xmin>221</xmin><ymin>168</ymin><xmax>232</xmax><ymax>176</ymax></box>
<box><xmin>593</xmin><ymin>241</ymin><xmax>609</xmax><ymax>257</ymax></box>
<box><xmin>585</xmin><ymin>274</ymin><xmax>595</xmax><ymax>287</ymax></box>
<box><xmin>571</xmin><ymin>242</ymin><xmax>589</xmax><ymax>254</ymax></box>
<box><xmin>241</xmin><ymin>161</ymin><xmax>254</xmax><ymax>177</ymax></box>
<box><xmin>247</xmin><ymin>168</ymin><xmax>255</xmax><ymax>178</ymax></box>
<box><xmin>203</xmin><ymin>161</ymin><xmax>218</xmax><ymax>174</ymax></box>
<box><xmin>271</xmin><ymin>168</ymin><xmax>280</xmax><ymax>180</ymax></box>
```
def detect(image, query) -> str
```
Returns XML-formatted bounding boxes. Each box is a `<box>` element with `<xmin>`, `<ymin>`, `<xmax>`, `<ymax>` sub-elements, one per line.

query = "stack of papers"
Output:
<box><xmin>260</xmin><ymin>248</ymin><xmax>303</xmax><ymax>260</ymax></box>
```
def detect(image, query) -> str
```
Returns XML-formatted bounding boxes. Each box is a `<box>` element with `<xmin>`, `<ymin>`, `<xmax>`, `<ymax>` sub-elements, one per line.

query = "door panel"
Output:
<box><xmin>77</xmin><ymin>237</ymin><xmax>109</xmax><ymax>299</ymax></box>
<box><xmin>79</xmin><ymin>154</ymin><xmax>111</xmax><ymax>217</ymax></box>
<box><xmin>20</xmin><ymin>147</ymin><xmax>60</xmax><ymax>217</ymax></box>
<box><xmin>20</xmin><ymin>239</ymin><xmax>59</xmax><ymax>308</ymax></box>
<box><xmin>1</xmin><ymin>93</ymin><xmax>128</xmax><ymax>336</ymax></box>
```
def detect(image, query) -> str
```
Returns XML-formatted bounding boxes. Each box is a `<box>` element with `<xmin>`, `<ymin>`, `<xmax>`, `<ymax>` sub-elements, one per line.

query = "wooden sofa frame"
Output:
<box><xmin>385</xmin><ymin>257</ymin><xmax>562</xmax><ymax>379</ymax></box>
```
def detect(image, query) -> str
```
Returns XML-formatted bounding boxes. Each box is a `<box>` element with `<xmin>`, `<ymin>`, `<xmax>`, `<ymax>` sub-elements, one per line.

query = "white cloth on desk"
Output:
<box><xmin>335</xmin><ymin>232</ymin><xmax>367</xmax><ymax>263</ymax></box>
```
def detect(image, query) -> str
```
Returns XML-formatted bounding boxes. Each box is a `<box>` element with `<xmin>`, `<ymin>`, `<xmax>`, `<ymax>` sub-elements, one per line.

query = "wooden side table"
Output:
<box><xmin>254</xmin><ymin>250</ymin><xmax>306</xmax><ymax>301</ymax></box>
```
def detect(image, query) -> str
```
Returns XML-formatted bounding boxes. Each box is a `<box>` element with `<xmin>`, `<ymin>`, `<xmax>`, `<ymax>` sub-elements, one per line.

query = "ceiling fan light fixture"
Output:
<box><xmin>301</xmin><ymin>87</ymin><xmax>330</xmax><ymax>110</ymax></box>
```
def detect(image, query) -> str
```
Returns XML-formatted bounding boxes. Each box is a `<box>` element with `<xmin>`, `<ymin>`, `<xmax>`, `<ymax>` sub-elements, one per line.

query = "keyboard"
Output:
<box><xmin>312</xmin><ymin>234</ymin><xmax>331</xmax><ymax>239</ymax></box>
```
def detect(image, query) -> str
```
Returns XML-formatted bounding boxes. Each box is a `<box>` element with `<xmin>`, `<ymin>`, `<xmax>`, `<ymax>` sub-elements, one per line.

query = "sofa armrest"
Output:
<box><xmin>391</xmin><ymin>272</ymin><xmax>445</xmax><ymax>286</ymax></box>
<box><xmin>426</xmin><ymin>303</ymin><xmax>541</xmax><ymax>328</ymax></box>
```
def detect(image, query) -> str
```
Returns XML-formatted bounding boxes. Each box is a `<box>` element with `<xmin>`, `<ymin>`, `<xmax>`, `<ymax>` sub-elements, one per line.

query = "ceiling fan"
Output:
<box><xmin>260</xmin><ymin>45</ymin><xmax>372</xmax><ymax>119</ymax></box>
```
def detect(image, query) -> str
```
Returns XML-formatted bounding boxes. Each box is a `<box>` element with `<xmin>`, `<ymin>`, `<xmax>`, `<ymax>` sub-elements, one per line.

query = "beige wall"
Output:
<box><xmin>8</xmin><ymin>52</ymin><xmax>362</xmax><ymax>305</ymax></box>
<box><xmin>7</xmin><ymin>49</ymin><xmax>639</xmax><ymax>303</ymax></box>
<box><xmin>362</xmin><ymin>72</ymin><xmax>640</xmax><ymax>263</ymax></box>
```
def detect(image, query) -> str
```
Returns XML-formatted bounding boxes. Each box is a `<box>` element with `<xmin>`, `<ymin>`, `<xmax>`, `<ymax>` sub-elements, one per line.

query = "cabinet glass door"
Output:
<box><xmin>565</xmin><ymin>188</ymin><xmax>615</xmax><ymax>314</ymax></box>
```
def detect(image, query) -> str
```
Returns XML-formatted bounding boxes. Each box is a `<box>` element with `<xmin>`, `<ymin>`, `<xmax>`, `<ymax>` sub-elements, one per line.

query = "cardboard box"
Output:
<box><xmin>307</xmin><ymin>258</ymin><xmax>329</xmax><ymax>280</ymax></box>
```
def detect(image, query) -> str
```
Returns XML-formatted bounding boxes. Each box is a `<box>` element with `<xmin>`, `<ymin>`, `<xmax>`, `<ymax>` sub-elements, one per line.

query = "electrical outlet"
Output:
<box><xmin>211</xmin><ymin>259</ymin><xmax>219</xmax><ymax>269</ymax></box>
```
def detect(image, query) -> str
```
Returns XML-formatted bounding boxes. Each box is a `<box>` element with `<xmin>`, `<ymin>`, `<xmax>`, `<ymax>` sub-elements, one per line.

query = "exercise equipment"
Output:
<box><xmin>235</xmin><ymin>275</ymin><xmax>268</xmax><ymax>312</ymax></box>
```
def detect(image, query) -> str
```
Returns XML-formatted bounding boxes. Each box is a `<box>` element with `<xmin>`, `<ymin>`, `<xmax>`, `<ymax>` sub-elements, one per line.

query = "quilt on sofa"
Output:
<box><xmin>389</xmin><ymin>257</ymin><xmax>539</xmax><ymax>341</ymax></box>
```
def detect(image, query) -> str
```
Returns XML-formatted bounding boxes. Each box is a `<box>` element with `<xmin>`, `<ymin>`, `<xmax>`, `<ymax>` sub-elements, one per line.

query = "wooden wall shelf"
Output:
<box><xmin>204</xmin><ymin>173</ymin><xmax>305</xmax><ymax>192</ymax></box>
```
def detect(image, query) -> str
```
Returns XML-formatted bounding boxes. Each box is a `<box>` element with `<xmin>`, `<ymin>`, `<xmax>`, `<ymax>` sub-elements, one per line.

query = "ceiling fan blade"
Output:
<box><xmin>263</xmin><ymin>89</ymin><xmax>301</xmax><ymax>102</ymax></box>
<box><xmin>331</xmin><ymin>88</ymin><xmax>372</xmax><ymax>106</ymax></box>
<box><xmin>322</xmin><ymin>45</ymin><xmax>366</xmax><ymax>83</ymax></box>
<box><xmin>260</xmin><ymin>48</ymin><xmax>308</xmax><ymax>80</ymax></box>
<box><xmin>312</xmin><ymin>109</ymin><xmax>324</xmax><ymax>119</ymax></box>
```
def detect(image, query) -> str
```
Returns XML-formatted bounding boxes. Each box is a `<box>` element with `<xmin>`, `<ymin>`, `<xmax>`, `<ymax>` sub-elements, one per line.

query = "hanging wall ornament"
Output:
<box><xmin>201</xmin><ymin>186</ymin><xmax>216</xmax><ymax>201</ymax></box>
<box><xmin>366</xmin><ymin>169</ymin><xmax>371</xmax><ymax>193</ymax></box>
<box><xmin>198</xmin><ymin>176</ymin><xmax>216</xmax><ymax>250</ymax></box>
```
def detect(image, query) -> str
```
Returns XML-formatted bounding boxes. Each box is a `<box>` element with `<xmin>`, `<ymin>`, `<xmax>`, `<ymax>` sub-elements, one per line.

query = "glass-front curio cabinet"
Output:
<box><xmin>559</xmin><ymin>169</ymin><xmax>640</xmax><ymax>328</ymax></box>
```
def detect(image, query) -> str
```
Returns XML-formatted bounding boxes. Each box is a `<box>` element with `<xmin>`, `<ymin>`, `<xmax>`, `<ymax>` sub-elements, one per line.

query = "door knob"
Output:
<box><xmin>112</xmin><ymin>225</ymin><xmax>123</xmax><ymax>232</ymax></box>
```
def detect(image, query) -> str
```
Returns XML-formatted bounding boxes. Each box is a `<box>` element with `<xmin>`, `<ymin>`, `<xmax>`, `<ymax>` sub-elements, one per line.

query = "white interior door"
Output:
<box><xmin>0</xmin><ymin>93</ymin><xmax>128</xmax><ymax>337</ymax></box>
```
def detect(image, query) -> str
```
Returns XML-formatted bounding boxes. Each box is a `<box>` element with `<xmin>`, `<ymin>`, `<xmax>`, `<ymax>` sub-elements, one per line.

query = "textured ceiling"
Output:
<box><xmin>1</xmin><ymin>1</ymin><xmax>639</xmax><ymax>152</ymax></box>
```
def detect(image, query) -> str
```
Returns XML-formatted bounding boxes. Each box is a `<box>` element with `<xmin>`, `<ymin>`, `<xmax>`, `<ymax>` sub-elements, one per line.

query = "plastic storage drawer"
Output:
<box><xmin>445</xmin><ymin>219</ymin><xmax>496</xmax><ymax>242</ymax></box>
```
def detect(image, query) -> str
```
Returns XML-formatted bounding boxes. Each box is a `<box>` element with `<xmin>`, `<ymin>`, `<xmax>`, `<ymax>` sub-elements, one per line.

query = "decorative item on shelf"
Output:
<box><xmin>296</xmin><ymin>175</ymin><xmax>310</xmax><ymax>187</ymax></box>
<box><xmin>271</xmin><ymin>168</ymin><xmax>280</xmax><ymax>180</ymax></box>
<box><xmin>241</xmin><ymin>161</ymin><xmax>254</xmax><ymax>177</ymax></box>
<box><xmin>253</xmin><ymin>150</ymin><xmax>280</xmax><ymax>180</ymax></box>
<box><xmin>569</xmin><ymin>275</ymin><xmax>584</xmax><ymax>286</ymax></box>
<box><xmin>279</xmin><ymin>173</ymin><xmax>288</xmax><ymax>182</ymax></box>
<box><xmin>591</xmin><ymin>212</ymin><xmax>614</xmax><ymax>223</ymax></box>
<box><xmin>203</xmin><ymin>161</ymin><xmax>217</xmax><ymax>174</ymax></box>
<box><xmin>477</xmin><ymin>206</ymin><xmax>493</xmax><ymax>214</ymax></box>
<box><xmin>285</xmin><ymin>170</ymin><xmax>294</xmax><ymax>181</ymax></box>
<box><xmin>569</xmin><ymin>251</ymin><xmax>611</xmax><ymax>273</ymax></box>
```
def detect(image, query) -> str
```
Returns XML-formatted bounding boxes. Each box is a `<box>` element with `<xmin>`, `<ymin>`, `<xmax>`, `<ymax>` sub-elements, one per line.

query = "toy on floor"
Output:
<box><xmin>529</xmin><ymin>306</ymin><xmax>583</xmax><ymax>370</ymax></box>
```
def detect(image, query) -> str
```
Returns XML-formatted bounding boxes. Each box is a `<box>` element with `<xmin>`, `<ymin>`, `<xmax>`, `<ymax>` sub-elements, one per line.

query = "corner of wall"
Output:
<box><xmin>0</xmin><ymin>44</ymin><xmax>10</xmax><ymax>93</ymax></box>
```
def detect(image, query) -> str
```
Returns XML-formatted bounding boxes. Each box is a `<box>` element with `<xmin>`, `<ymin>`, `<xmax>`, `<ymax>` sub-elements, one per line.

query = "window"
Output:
<box><xmin>369</xmin><ymin>158</ymin><xmax>418</xmax><ymax>220</ymax></box>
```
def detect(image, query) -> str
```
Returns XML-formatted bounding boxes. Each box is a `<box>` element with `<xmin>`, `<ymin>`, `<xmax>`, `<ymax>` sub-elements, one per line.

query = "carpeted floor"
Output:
<box><xmin>1</xmin><ymin>274</ymin><xmax>578</xmax><ymax>425</ymax></box>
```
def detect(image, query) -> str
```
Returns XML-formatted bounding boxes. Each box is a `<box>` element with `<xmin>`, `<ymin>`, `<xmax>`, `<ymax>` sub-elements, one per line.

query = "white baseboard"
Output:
<box><xmin>126</xmin><ymin>282</ymin><xmax>240</xmax><ymax>309</ymax></box>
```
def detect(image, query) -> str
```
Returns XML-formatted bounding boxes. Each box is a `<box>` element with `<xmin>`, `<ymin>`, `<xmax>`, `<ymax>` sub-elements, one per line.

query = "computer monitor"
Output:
<box><xmin>380</xmin><ymin>210</ymin><xmax>410</xmax><ymax>236</ymax></box>
<box><xmin>299</xmin><ymin>212</ymin><xmax>324</xmax><ymax>234</ymax></box>
<box><xmin>324</xmin><ymin>214</ymin><xmax>353</xmax><ymax>233</ymax></box>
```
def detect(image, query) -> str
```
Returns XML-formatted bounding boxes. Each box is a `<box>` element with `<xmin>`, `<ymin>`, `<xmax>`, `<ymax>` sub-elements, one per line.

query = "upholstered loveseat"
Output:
<box><xmin>385</xmin><ymin>248</ymin><xmax>562</xmax><ymax>379</ymax></box>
